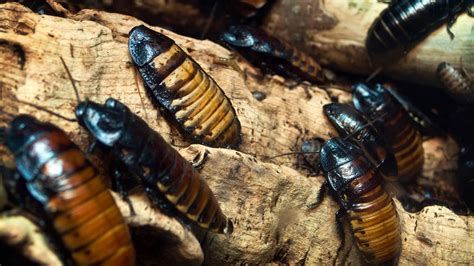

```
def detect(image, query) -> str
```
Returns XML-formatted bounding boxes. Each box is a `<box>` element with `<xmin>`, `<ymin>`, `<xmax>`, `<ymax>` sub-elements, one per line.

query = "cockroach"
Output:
<box><xmin>73</xmin><ymin>98</ymin><xmax>234</xmax><ymax>234</ymax></box>
<box><xmin>437</xmin><ymin>61</ymin><xmax>474</xmax><ymax>104</ymax></box>
<box><xmin>299</xmin><ymin>137</ymin><xmax>325</xmax><ymax>174</ymax></box>
<box><xmin>352</xmin><ymin>82</ymin><xmax>424</xmax><ymax>182</ymax></box>
<box><xmin>1</xmin><ymin>114</ymin><xmax>135</xmax><ymax>265</ymax></box>
<box><xmin>366</xmin><ymin>0</ymin><xmax>474</xmax><ymax>61</ymax></box>
<box><xmin>128</xmin><ymin>25</ymin><xmax>241</xmax><ymax>148</ymax></box>
<box><xmin>323</xmin><ymin>103</ymin><xmax>398</xmax><ymax>181</ymax></box>
<box><xmin>220</xmin><ymin>25</ymin><xmax>327</xmax><ymax>84</ymax></box>
<box><xmin>313</xmin><ymin>138</ymin><xmax>401</xmax><ymax>264</ymax></box>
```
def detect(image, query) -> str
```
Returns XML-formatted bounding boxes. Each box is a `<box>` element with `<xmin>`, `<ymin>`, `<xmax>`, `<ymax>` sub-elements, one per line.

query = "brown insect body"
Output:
<box><xmin>75</xmin><ymin>98</ymin><xmax>233</xmax><ymax>234</ymax></box>
<box><xmin>129</xmin><ymin>25</ymin><xmax>241</xmax><ymax>148</ymax></box>
<box><xmin>3</xmin><ymin>115</ymin><xmax>135</xmax><ymax>265</ymax></box>
<box><xmin>220</xmin><ymin>25</ymin><xmax>326</xmax><ymax>84</ymax></box>
<box><xmin>353</xmin><ymin>83</ymin><xmax>424</xmax><ymax>182</ymax></box>
<box><xmin>320</xmin><ymin>138</ymin><xmax>401</xmax><ymax>264</ymax></box>
<box><xmin>437</xmin><ymin>62</ymin><xmax>474</xmax><ymax>104</ymax></box>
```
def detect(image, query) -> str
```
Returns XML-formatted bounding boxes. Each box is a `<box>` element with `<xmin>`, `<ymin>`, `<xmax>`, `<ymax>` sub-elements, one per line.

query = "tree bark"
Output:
<box><xmin>0</xmin><ymin>3</ymin><xmax>473</xmax><ymax>265</ymax></box>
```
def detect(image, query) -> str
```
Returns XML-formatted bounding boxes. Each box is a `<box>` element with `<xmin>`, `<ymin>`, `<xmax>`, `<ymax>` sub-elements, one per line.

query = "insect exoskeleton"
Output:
<box><xmin>366</xmin><ymin>0</ymin><xmax>474</xmax><ymax>62</ymax></box>
<box><xmin>323</xmin><ymin>103</ymin><xmax>398</xmax><ymax>181</ymax></box>
<box><xmin>436</xmin><ymin>62</ymin><xmax>474</xmax><ymax>104</ymax></box>
<box><xmin>232</xmin><ymin>0</ymin><xmax>268</xmax><ymax>17</ymax></box>
<box><xmin>74</xmin><ymin>98</ymin><xmax>233</xmax><ymax>234</ymax></box>
<box><xmin>2</xmin><ymin>115</ymin><xmax>135</xmax><ymax>265</ymax></box>
<box><xmin>128</xmin><ymin>24</ymin><xmax>242</xmax><ymax>148</ymax></box>
<box><xmin>320</xmin><ymin>137</ymin><xmax>401</xmax><ymax>264</ymax></box>
<box><xmin>220</xmin><ymin>25</ymin><xmax>327</xmax><ymax>83</ymax></box>
<box><xmin>352</xmin><ymin>83</ymin><xmax>424</xmax><ymax>182</ymax></box>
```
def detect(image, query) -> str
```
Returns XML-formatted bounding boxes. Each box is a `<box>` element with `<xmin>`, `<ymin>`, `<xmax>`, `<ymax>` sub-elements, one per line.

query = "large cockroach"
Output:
<box><xmin>323</xmin><ymin>103</ymin><xmax>398</xmax><ymax>181</ymax></box>
<box><xmin>437</xmin><ymin>61</ymin><xmax>474</xmax><ymax>104</ymax></box>
<box><xmin>128</xmin><ymin>25</ymin><xmax>241</xmax><ymax>148</ymax></box>
<box><xmin>366</xmin><ymin>0</ymin><xmax>474</xmax><ymax>61</ymax></box>
<box><xmin>352</xmin><ymin>82</ymin><xmax>424</xmax><ymax>182</ymax></box>
<box><xmin>1</xmin><ymin>114</ymin><xmax>135</xmax><ymax>265</ymax></box>
<box><xmin>73</xmin><ymin>97</ymin><xmax>234</xmax><ymax>234</ymax></box>
<box><xmin>312</xmin><ymin>138</ymin><xmax>401</xmax><ymax>264</ymax></box>
<box><xmin>220</xmin><ymin>25</ymin><xmax>327</xmax><ymax>83</ymax></box>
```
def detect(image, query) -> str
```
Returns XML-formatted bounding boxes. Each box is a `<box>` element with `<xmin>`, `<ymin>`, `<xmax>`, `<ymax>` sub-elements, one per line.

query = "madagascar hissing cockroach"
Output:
<box><xmin>312</xmin><ymin>138</ymin><xmax>401</xmax><ymax>264</ymax></box>
<box><xmin>366</xmin><ymin>0</ymin><xmax>474</xmax><ymax>61</ymax></box>
<box><xmin>128</xmin><ymin>25</ymin><xmax>241</xmax><ymax>148</ymax></box>
<box><xmin>437</xmin><ymin>61</ymin><xmax>474</xmax><ymax>104</ymax></box>
<box><xmin>352</xmin><ymin>82</ymin><xmax>424</xmax><ymax>182</ymax></box>
<box><xmin>73</xmin><ymin>97</ymin><xmax>233</xmax><ymax>234</ymax></box>
<box><xmin>323</xmin><ymin>103</ymin><xmax>398</xmax><ymax>181</ymax></box>
<box><xmin>1</xmin><ymin>115</ymin><xmax>135</xmax><ymax>265</ymax></box>
<box><xmin>220</xmin><ymin>25</ymin><xmax>327</xmax><ymax>84</ymax></box>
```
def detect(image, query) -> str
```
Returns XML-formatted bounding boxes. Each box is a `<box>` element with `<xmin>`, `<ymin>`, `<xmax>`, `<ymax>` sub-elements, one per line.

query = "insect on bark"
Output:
<box><xmin>436</xmin><ymin>61</ymin><xmax>474</xmax><ymax>104</ymax></box>
<box><xmin>366</xmin><ymin>0</ymin><xmax>474</xmax><ymax>62</ymax></box>
<box><xmin>220</xmin><ymin>25</ymin><xmax>327</xmax><ymax>84</ymax></box>
<box><xmin>1</xmin><ymin>115</ymin><xmax>135</xmax><ymax>265</ymax></box>
<box><xmin>128</xmin><ymin>25</ymin><xmax>242</xmax><ymax>148</ymax></box>
<box><xmin>352</xmin><ymin>82</ymin><xmax>424</xmax><ymax>182</ymax></box>
<box><xmin>314</xmin><ymin>138</ymin><xmax>401</xmax><ymax>264</ymax></box>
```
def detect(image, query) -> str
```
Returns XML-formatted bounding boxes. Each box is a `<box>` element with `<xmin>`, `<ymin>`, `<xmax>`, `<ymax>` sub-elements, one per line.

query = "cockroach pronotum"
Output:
<box><xmin>352</xmin><ymin>82</ymin><xmax>424</xmax><ymax>182</ymax></box>
<box><xmin>1</xmin><ymin>114</ymin><xmax>135</xmax><ymax>265</ymax></box>
<box><xmin>436</xmin><ymin>61</ymin><xmax>474</xmax><ymax>104</ymax></box>
<box><xmin>323</xmin><ymin>102</ymin><xmax>398</xmax><ymax>181</ymax></box>
<box><xmin>128</xmin><ymin>24</ymin><xmax>241</xmax><ymax>148</ymax></box>
<box><xmin>220</xmin><ymin>25</ymin><xmax>327</xmax><ymax>83</ymax></box>
<box><xmin>366</xmin><ymin>0</ymin><xmax>474</xmax><ymax>61</ymax></box>
<box><xmin>313</xmin><ymin>138</ymin><xmax>401</xmax><ymax>264</ymax></box>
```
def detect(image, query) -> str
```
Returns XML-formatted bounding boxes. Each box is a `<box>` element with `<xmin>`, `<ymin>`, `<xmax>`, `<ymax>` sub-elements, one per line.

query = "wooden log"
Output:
<box><xmin>0</xmin><ymin>3</ymin><xmax>473</xmax><ymax>265</ymax></box>
<box><xmin>262</xmin><ymin>0</ymin><xmax>474</xmax><ymax>88</ymax></box>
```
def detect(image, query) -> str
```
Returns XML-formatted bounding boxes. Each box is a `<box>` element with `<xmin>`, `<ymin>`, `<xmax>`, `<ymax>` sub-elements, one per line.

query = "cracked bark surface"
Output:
<box><xmin>0</xmin><ymin>3</ymin><xmax>473</xmax><ymax>265</ymax></box>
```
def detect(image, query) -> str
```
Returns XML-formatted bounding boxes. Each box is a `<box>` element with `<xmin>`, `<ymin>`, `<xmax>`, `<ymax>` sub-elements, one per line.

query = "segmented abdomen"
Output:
<box><xmin>366</xmin><ymin>0</ymin><xmax>449</xmax><ymax>58</ymax></box>
<box><xmin>137</xmin><ymin>129</ymin><xmax>233</xmax><ymax>234</ymax></box>
<box><xmin>285</xmin><ymin>44</ymin><xmax>325</xmax><ymax>83</ymax></box>
<box><xmin>346</xmin><ymin>171</ymin><xmax>401</xmax><ymax>264</ymax></box>
<box><xmin>28</xmin><ymin>131</ymin><xmax>135</xmax><ymax>265</ymax></box>
<box><xmin>437</xmin><ymin>62</ymin><xmax>474</xmax><ymax>104</ymax></box>
<box><xmin>130</xmin><ymin>26</ymin><xmax>241</xmax><ymax>148</ymax></box>
<box><xmin>383</xmin><ymin>109</ymin><xmax>424</xmax><ymax>181</ymax></box>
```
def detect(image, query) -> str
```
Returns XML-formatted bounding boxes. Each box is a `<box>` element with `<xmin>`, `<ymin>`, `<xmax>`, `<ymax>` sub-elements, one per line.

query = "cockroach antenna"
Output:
<box><xmin>15</xmin><ymin>98</ymin><xmax>76</xmax><ymax>122</ymax></box>
<box><xmin>269</xmin><ymin>151</ymin><xmax>320</xmax><ymax>159</ymax></box>
<box><xmin>59</xmin><ymin>56</ymin><xmax>81</xmax><ymax>103</ymax></box>
<box><xmin>365</xmin><ymin>67</ymin><xmax>383</xmax><ymax>83</ymax></box>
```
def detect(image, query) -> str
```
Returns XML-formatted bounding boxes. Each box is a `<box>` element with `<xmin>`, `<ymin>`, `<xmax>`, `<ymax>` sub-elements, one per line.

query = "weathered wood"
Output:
<box><xmin>0</xmin><ymin>3</ymin><xmax>473</xmax><ymax>265</ymax></box>
<box><xmin>262</xmin><ymin>0</ymin><xmax>474</xmax><ymax>88</ymax></box>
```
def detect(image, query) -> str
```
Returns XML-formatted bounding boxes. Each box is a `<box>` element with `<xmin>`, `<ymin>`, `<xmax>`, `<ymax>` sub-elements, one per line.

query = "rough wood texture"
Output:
<box><xmin>0</xmin><ymin>3</ymin><xmax>473</xmax><ymax>265</ymax></box>
<box><xmin>262</xmin><ymin>0</ymin><xmax>474</xmax><ymax>88</ymax></box>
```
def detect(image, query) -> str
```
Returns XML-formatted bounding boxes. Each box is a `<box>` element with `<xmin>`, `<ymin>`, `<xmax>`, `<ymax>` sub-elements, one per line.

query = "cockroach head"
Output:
<box><xmin>6</xmin><ymin>115</ymin><xmax>55</xmax><ymax>154</ymax></box>
<box><xmin>320</xmin><ymin>138</ymin><xmax>371</xmax><ymax>192</ymax></box>
<box><xmin>128</xmin><ymin>24</ymin><xmax>174</xmax><ymax>67</ymax></box>
<box><xmin>75</xmin><ymin>98</ymin><xmax>127</xmax><ymax>147</ymax></box>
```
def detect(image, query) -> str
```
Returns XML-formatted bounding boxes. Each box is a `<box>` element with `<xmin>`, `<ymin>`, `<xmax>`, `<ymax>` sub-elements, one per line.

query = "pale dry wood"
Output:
<box><xmin>0</xmin><ymin>3</ymin><xmax>473</xmax><ymax>265</ymax></box>
<box><xmin>262</xmin><ymin>0</ymin><xmax>474</xmax><ymax>88</ymax></box>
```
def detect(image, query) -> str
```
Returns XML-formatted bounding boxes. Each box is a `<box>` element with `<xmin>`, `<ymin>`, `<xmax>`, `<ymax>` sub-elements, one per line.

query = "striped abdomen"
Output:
<box><xmin>135</xmin><ymin>128</ymin><xmax>233</xmax><ymax>233</ymax></box>
<box><xmin>11</xmin><ymin>125</ymin><xmax>135</xmax><ymax>265</ymax></box>
<box><xmin>344</xmin><ymin>171</ymin><xmax>401</xmax><ymax>264</ymax></box>
<box><xmin>436</xmin><ymin>62</ymin><xmax>474</xmax><ymax>104</ymax></box>
<box><xmin>129</xmin><ymin>25</ymin><xmax>241</xmax><ymax>148</ymax></box>
<box><xmin>283</xmin><ymin>42</ymin><xmax>326</xmax><ymax>83</ymax></box>
<box><xmin>382</xmin><ymin>108</ymin><xmax>424</xmax><ymax>182</ymax></box>
<box><xmin>366</xmin><ymin>0</ymin><xmax>466</xmax><ymax>59</ymax></box>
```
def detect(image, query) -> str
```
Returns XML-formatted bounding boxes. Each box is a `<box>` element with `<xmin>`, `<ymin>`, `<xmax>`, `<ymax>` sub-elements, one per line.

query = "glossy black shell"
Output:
<box><xmin>366</xmin><ymin>0</ymin><xmax>473</xmax><ymax>60</ymax></box>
